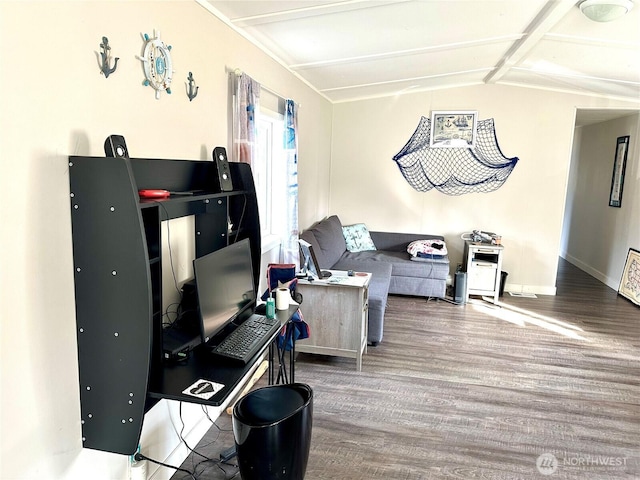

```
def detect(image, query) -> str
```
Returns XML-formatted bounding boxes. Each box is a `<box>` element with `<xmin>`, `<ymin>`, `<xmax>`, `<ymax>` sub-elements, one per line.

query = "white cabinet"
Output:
<box><xmin>463</xmin><ymin>241</ymin><xmax>504</xmax><ymax>304</ymax></box>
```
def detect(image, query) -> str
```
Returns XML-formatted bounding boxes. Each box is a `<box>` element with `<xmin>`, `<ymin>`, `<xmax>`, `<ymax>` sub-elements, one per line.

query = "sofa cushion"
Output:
<box><xmin>307</xmin><ymin>215</ymin><xmax>346</xmax><ymax>269</ymax></box>
<box><xmin>369</xmin><ymin>231</ymin><xmax>445</xmax><ymax>252</ymax></box>
<box><xmin>332</xmin><ymin>258</ymin><xmax>392</xmax><ymax>297</ymax></box>
<box><xmin>342</xmin><ymin>223</ymin><xmax>377</xmax><ymax>252</ymax></box>
<box><xmin>339</xmin><ymin>250</ymin><xmax>449</xmax><ymax>280</ymax></box>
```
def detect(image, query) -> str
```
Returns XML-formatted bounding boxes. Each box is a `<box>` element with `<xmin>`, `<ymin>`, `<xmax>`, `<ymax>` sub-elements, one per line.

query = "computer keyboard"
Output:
<box><xmin>212</xmin><ymin>314</ymin><xmax>281</xmax><ymax>364</ymax></box>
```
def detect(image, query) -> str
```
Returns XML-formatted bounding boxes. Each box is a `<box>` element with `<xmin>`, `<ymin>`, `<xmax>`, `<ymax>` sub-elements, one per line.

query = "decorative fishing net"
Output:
<box><xmin>392</xmin><ymin>117</ymin><xmax>519</xmax><ymax>195</ymax></box>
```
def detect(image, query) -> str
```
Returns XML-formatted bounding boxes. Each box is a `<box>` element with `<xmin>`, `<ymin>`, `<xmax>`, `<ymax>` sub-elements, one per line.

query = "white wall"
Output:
<box><xmin>329</xmin><ymin>85</ymin><xmax>637</xmax><ymax>294</ymax></box>
<box><xmin>2</xmin><ymin>2</ymin><xmax>639</xmax><ymax>478</ymax></box>
<box><xmin>562</xmin><ymin>114</ymin><xmax>640</xmax><ymax>288</ymax></box>
<box><xmin>0</xmin><ymin>2</ymin><xmax>332</xmax><ymax>479</ymax></box>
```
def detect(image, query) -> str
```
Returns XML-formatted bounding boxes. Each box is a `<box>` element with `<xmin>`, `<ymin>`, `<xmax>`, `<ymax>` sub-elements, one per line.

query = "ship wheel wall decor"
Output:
<box><xmin>137</xmin><ymin>30</ymin><xmax>173</xmax><ymax>99</ymax></box>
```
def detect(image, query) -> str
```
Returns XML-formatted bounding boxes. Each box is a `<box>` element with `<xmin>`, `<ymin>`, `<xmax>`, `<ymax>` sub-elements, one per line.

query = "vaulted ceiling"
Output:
<box><xmin>201</xmin><ymin>0</ymin><xmax>640</xmax><ymax>123</ymax></box>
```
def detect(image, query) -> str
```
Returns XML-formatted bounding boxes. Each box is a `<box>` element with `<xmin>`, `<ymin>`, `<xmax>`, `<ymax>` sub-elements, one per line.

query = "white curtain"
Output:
<box><xmin>281</xmin><ymin>99</ymin><xmax>299</xmax><ymax>265</ymax></box>
<box><xmin>233</xmin><ymin>73</ymin><xmax>260</xmax><ymax>166</ymax></box>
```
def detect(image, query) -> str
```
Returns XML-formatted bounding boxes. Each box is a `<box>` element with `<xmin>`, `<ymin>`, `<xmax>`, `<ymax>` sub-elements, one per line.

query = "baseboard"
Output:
<box><xmin>562</xmin><ymin>254</ymin><xmax>618</xmax><ymax>290</ymax></box>
<box><xmin>503</xmin><ymin>283</ymin><xmax>557</xmax><ymax>296</ymax></box>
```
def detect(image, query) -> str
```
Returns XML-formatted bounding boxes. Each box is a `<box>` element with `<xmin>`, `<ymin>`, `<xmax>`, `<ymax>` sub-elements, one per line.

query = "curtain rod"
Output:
<box><xmin>230</xmin><ymin>68</ymin><xmax>300</xmax><ymax>107</ymax></box>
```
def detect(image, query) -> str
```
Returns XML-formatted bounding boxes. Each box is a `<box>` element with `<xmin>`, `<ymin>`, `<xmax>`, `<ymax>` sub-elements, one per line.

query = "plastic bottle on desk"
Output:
<box><xmin>266</xmin><ymin>297</ymin><xmax>275</xmax><ymax>319</ymax></box>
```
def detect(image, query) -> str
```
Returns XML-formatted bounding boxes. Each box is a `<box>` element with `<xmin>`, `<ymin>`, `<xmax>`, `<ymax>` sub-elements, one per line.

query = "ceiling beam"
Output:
<box><xmin>290</xmin><ymin>35</ymin><xmax>522</xmax><ymax>70</ymax></box>
<box><xmin>230</xmin><ymin>0</ymin><xmax>412</xmax><ymax>27</ymax></box>
<box><xmin>484</xmin><ymin>0</ymin><xmax>578</xmax><ymax>84</ymax></box>
<box><xmin>319</xmin><ymin>68</ymin><xmax>492</xmax><ymax>92</ymax></box>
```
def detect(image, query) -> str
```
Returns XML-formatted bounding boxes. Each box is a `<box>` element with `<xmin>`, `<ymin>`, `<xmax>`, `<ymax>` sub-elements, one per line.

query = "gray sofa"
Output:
<box><xmin>299</xmin><ymin>215</ymin><xmax>449</xmax><ymax>345</ymax></box>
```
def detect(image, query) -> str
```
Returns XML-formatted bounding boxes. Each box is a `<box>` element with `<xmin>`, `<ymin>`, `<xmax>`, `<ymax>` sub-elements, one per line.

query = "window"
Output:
<box><xmin>255</xmin><ymin>109</ymin><xmax>285</xmax><ymax>244</ymax></box>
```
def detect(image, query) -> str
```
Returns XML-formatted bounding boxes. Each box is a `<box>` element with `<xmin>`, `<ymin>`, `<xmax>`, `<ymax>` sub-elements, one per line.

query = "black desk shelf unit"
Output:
<box><xmin>68</xmin><ymin>156</ymin><xmax>261</xmax><ymax>455</ymax></box>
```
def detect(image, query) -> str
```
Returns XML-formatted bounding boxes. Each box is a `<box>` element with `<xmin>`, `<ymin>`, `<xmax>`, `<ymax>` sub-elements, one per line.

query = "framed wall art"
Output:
<box><xmin>608</xmin><ymin>135</ymin><xmax>629</xmax><ymax>207</ymax></box>
<box><xmin>618</xmin><ymin>248</ymin><xmax>639</xmax><ymax>306</ymax></box>
<box><xmin>429</xmin><ymin>110</ymin><xmax>478</xmax><ymax>148</ymax></box>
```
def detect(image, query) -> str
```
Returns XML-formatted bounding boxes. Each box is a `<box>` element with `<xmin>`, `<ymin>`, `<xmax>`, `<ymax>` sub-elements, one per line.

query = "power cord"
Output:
<box><xmin>192</xmin><ymin>454</ymin><xmax>238</xmax><ymax>480</ymax></box>
<box><xmin>179</xmin><ymin>403</ymin><xmax>241</xmax><ymax>471</ymax></box>
<box><xmin>134</xmin><ymin>452</ymin><xmax>197</xmax><ymax>480</ymax></box>
<box><xmin>162</xmin><ymin>301</ymin><xmax>182</xmax><ymax>327</ymax></box>
<box><xmin>135</xmin><ymin>450</ymin><xmax>238</xmax><ymax>480</ymax></box>
<box><xmin>200</xmin><ymin>405</ymin><xmax>232</xmax><ymax>431</ymax></box>
<box><xmin>179</xmin><ymin>402</ymin><xmax>241</xmax><ymax>479</ymax></box>
<box><xmin>146</xmin><ymin>403</ymin><xmax>235</xmax><ymax>480</ymax></box>
<box><xmin>178</xmin><ymin>402</ymin><xmax>213</xmax><ymax>462</ymax></box>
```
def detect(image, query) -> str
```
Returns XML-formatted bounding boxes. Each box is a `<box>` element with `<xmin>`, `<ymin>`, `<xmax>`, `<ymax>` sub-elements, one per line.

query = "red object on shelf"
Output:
<box><xmin>138</xmin><ymin>189</ymin><xmax>170</xmax><ymax>198</ymax></box>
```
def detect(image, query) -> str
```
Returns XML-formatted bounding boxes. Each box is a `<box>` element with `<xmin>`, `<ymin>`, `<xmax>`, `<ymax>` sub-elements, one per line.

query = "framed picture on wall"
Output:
<box><xmin>429</xmin><ymin>110</ymin><xmax>478</xmax><ymax>148</ymax></box>
<box><xmin>608</xmin><ymin>135</ymin><xmax>629</xmax><ymax>207</ymax></box>
<box><xmin>618</xmin><ymin>248</ymin><xmax>640</xmax><ymax>306</ymax></box>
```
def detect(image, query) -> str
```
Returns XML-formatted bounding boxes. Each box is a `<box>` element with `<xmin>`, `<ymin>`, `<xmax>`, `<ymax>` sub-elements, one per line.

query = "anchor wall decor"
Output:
<box><xmin>98</xmin><ymin>36</ymin><xmax>119</xmax><ymax>78</ymax></box>
<box><xmin>186</xmin><ymin>72</ymin><xmax>199</xmax><ymax>101</ymax></box>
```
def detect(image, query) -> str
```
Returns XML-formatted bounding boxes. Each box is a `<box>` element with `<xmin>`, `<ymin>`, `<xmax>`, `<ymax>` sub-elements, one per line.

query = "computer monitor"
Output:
<box><xmin>193</xmin><ymin>238</ymin><xmax>256</xmax><ymax>343</ymax></box>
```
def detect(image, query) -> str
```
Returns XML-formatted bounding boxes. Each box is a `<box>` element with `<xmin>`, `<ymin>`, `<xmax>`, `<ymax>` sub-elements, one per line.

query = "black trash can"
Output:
<box><xmin>233</xmin><ymin>383</ymin><xmax>313</xmax><ymax>480</ymax></box>
<box><xmin>500</xmin><ymin>271</ymin><xmax>508</xmax><ymax>296</ymax></box>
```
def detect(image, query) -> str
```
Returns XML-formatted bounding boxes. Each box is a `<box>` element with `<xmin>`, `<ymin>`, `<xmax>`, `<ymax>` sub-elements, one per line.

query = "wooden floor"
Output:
<box><xmin>172</xmin><ymin>259</ymin><xmax>640</xmax><ymax>479</ymax></box>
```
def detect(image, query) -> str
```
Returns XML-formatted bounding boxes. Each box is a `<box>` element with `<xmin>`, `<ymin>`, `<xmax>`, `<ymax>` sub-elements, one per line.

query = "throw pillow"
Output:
<box><xmin>342</xmin><ymin>224</ymin><xmax>377</xmax><ymax>252</ymax></box>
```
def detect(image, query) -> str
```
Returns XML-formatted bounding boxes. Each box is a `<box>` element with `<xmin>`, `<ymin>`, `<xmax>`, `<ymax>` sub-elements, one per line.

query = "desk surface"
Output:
<box><xmin>465</xmin><ymin>241</ymin><xmax>504</xmax><ymax>250</ymax></box>
<box><xmin>299</xmin><ymin>270</ymin><xmax>371</xmax><ymax>288</ymax></box>
<box><xmin>148</xmin><ymin>306</ymin><xmax>296</xmax><ymax>406</ymax></box>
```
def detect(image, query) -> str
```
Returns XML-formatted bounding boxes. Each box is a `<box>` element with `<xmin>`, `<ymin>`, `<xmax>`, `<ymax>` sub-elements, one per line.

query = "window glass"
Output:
<box><xmin>255</xmin><ymin>109</ymin><xmax>284</xmax><ymax>238</ymax></box>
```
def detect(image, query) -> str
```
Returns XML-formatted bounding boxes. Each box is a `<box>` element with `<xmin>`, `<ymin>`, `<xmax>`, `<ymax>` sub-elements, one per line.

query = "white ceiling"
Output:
<box><xmin>202</xmin><ymin>0</ymin><xmax>640</xmax><ymax>123</ymax></box>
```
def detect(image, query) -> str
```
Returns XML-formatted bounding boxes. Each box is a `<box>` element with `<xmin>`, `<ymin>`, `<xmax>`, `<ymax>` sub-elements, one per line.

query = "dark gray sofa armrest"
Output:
<box><xmin>369</xmin><ymin>231</ymin><xmax>445</xmax><ymax>252</ymax></box>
